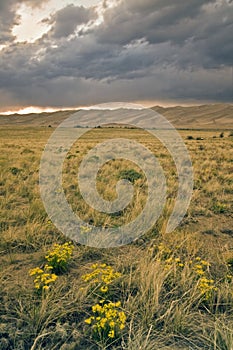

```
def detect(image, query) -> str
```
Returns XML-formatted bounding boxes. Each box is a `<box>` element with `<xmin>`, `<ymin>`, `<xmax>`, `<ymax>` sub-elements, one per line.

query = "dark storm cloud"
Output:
<box><xmin>0</xmin><ymin>0</ymin><xmax>232</xmax><ymax>110</ymax></box>
<box><xmin>31</xmin><ymin>37</ymin><xmax>169</xmax><ymax>81</ymax></box>
<box><xmin>96</xmin><ymin>0</ymin><xmax>233</xmax><ymax>69</ymax></box>
<box><xmin>45</xmin><ymin>5</ymin><xmax>98</xmax><ymax>39</ymax></box>
<box><xmin>97</xmin><ymin>0</ymin><xmax>216</xmax><ymax>45</ymax></box>
<box><xmin>0</xmin><ymin>0</ymin><xmax>19</xmax><ymax>44</ymax></box>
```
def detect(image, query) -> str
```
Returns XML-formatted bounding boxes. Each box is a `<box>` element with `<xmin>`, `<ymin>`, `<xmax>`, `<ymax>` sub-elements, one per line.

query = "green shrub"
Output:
<box><xmin>118</xmin><ymin>169</ymin><xmax>143</xmax><ymax>183</ymax></box>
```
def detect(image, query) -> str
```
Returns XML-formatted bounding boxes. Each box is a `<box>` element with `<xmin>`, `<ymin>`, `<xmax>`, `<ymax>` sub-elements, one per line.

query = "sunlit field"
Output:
<box><xmin>0</xmin><ymin>126</ymin><xmax>233</xmax><ymax>350</ymax></box>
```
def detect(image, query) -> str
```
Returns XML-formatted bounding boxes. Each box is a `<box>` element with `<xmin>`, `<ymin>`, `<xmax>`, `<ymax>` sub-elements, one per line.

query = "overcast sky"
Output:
<box><xmin>0</xmin><ymin>0</ymin><xmax>232</xmax><ymax>112</ymax></box>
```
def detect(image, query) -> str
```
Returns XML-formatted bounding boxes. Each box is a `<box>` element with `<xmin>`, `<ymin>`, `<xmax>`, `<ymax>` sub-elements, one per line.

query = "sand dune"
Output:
<box><xmin>0</xmin><ymin>104</ymin><xmax>232</xmax><ymax>129</ymax></box>
<box><xmin>152</xmin><ymin>104</ymin><xmax>233</xmax><ymax>129</ymax></box>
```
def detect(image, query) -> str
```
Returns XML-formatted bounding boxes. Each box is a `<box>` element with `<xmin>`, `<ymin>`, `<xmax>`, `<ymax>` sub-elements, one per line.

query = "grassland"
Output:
<box><xmin>0</xmin><ymin>126</ymin><xmax>233</xmax><ymax>350</ymax></box>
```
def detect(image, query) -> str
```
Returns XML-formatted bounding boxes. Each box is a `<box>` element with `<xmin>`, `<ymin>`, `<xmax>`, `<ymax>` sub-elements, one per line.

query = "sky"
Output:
<box><xmin>0</xmin><ymin>0</ymin><xmax>232</xmax><ymax>113</ymax></box>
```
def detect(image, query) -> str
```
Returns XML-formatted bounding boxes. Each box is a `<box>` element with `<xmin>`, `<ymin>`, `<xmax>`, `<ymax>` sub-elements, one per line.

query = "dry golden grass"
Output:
<box><xmin>0</xmin><ymin>126</ymin><xmax>233</xmax><ymax>349</ymax></box>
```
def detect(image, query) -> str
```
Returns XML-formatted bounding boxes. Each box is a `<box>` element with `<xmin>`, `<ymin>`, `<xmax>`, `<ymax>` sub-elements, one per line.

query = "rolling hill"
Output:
<box><xmin>0</xmin><ymin>103</ymin><xmax>232</xmax><ymax>129</ymax></box>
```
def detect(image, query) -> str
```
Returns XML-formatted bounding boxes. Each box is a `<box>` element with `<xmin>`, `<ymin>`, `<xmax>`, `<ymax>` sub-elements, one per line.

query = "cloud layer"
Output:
<box><xmin>0</xmin><ymin>0</ymin><xmax>232</xmax><ymax>111</ymax></box>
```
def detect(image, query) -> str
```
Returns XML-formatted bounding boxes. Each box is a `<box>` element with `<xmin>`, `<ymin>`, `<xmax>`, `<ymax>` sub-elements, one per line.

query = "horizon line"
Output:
<box><xmin>0</xmin><ymin>101</ymin><xmax>232</xmax><ymax>115</ymax></box>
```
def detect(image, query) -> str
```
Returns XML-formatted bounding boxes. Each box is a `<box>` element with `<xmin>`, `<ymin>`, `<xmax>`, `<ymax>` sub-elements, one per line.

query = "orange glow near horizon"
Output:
<box><xmin>0</xmin><ymin>106</ymin><xmax>80</xmax><ymax>115</ymax></box>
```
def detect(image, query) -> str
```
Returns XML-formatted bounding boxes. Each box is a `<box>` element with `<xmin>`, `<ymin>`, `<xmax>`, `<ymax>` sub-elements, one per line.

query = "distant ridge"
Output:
<box><xmin>0</xmin><ymin>110</ymin><xmax>75</xmax><ymax>127</ymax></box>
<box><xmin>0</xmin><ymin>104</ymin><xmax>232</xmax><ymax>129</ymax></box>
<box><xmin>151</xmin><ymin>104</ymin><xmax>233</xmax><ymax>129</ymax></box>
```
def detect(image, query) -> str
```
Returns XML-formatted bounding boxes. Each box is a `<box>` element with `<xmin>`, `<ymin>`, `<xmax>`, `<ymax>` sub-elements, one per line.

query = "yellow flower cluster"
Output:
<box><xmin>190</xmin><ymin>257</ymin><xmax>217</xmax><ymax>300</ymax></box>
<box><xmin>158</xmin><ymin>243</ymin><xmax>172</xmax><ymax>256</ymax></box>
<box><xmin>45</xmin><ymin>242</ymin><xmax>74</xmax><ymax>273</ymax></box>
<box><xmin>163</xmin><ymin>256</ymin><xmax>185</xmax><ymax>270</ymax></box>
<box><xmin>85</xmin><ymin>301</ymin><xmax>126</xmax><ymax>339</ymax></box>
<box><xmin>149</xmin><ymin>243</ymin><xmax>185</xmax><ymax>269</ymax></box>
<box><xmin>83</xmin><ymin>264</ymin><xmax>126</xmax><ymax>341</ymax></box>
<box><xmin>29</xmin><ymin>264</ymin><xmax>58</xmax><ymax>292</ymax></box>
<box><xmin>82</xmin><ymin>263</ymin><xmax>122</xmax><ymax>294</ymax></box>
<box><xmin>80</xmin><ymin>225</ymin><xmax>91</xmax><ymax>234</ymax></box>
<box><xmin>198</xmin><ymin>277</ymin><xmax>217</xmax><ymax>300</ymax></box>
<box><xmin>192</xmin><ymin>257</ymin><xmax>210</xmax><ymax>276</ymax></box>
<box><xmin>29</xmin><ymin>241</ymin><xmax>74</xmax><ymax>294</ymax></box>
<box><xmin>151</xmin><ymin>244</ymin><xmax>217</xmax><ymax>302</ymax></box>
<box><xmin>149</xmin><ymin>243</ymin><xmax>172</xmax><ymax>260</ymax></box>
